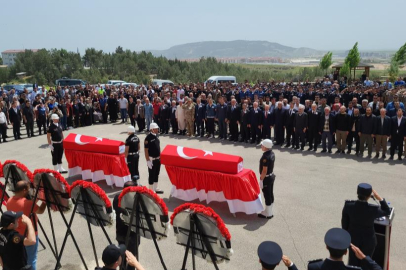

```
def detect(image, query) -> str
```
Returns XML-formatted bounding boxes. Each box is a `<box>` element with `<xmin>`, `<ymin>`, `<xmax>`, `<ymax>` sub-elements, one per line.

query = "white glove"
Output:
<box><xmin>147</xmin><ymin>160</ymin><xmax>153</xmax><ymax>169</ymax></box>
<box><xmin>49</xmin><ymin>144</ymin><xmax>54</xmax><ymax>151</ymax></box>
<box><xmin>260</xmin><ymin>180</ymin><xmax>263</xmax><ymax>189</ymax></box>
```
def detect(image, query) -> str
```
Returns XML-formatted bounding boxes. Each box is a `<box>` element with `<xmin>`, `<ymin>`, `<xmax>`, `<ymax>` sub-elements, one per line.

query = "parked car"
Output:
<box><xmin>205</xmin><ymin>76</ymin><xmax>236</xmax><ymax>85</ymax></box>
<box><xmin>120</xmin><ymin>83</ymin><xmax>138</xmax><ymax>88</ymax></box>
<box><xmin>55</xmin><ymin>77</ymin><xmax>86</xmax><ymax>87</ymax></box>
<box><xmin>107</xmin><ymin>80</ymin><xmax>126</xmax><ymax>85</ymax></box>
<box><xmin>152</xmin><ymin>79</ymin><xmax>174</xmax><ymax>88</ymax></box>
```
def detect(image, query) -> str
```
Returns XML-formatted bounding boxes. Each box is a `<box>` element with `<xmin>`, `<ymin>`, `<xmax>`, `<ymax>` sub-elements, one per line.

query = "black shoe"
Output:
<box><xmin>300</xmin><ymin>148</ymin><xmax>304</xmax><ymax>151</ymax></box>
<box><xmin>398</xmin><ymin>156</ymin><xmax>402</xmax><ymax>161</ymax></box>
<box><xmin>3</xmin><ymin>139</ymin><xmax>6</xmax><ymax>142</ymax></box>
<box><xmin>341</xmin><ymin>151</ymin><xmax>345</xmax><ymax>154</ymax></box>
<box><xmin>285</xmin><ymin>144</ymin><xmax>290</xmax><ymax>148</ymax></box>
<box><xmin>335</xmin><ymin>150</ymin><xmax>340</xmax><ymax>154</ymax></box>
<box><xmin>328</xmin><ymin>150</ymin><xmax>332</xmax><ymax>153</ymax></box>
<box><xmin>374</xmin><ymin>154</ymin><xmax>379</xmax><ymax>159</ymax></box>
<box><xmin>346</xmin><ymin>150</ymin><xmax>351</xmax><ymax>154</ymax></box>
<box><xmin>155</xmin><ymin>189</ymin><xmax>164</xmax><ymax>194</ymax></box>
<box><xmin>313</xmin><ymin>148</ymin><xmax>317</xmax><ymax>152</ymax></box>
<box><xmin>367</xmin><ymin>154</ymin><xmax>372</xmax><ymax>158</ymax></box>
<box><xmin>389</xmin><ymin>156</ymin><xmax>394</xmax><ymax>160</ymax></box>
<box><xmin>307</xmin><ymin>147</ymin><xmax>312</xmax><ymax>151</ymax></box>
<box><xmin>321</xmin><ymin>149</ymin><xmax>327</xmax><ymax>153</ymax></box>
<box><xmin>382</xmin><ymin>155</ymin><xmax>386</xmax><ymax>159</ymax></box>
<box><xmin>258</xmin><ymin>214</ymin><xmax>273</xmax><ymax>219</ymax></box>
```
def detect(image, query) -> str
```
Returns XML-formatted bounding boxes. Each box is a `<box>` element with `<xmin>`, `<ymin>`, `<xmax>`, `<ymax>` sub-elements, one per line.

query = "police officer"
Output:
<box><xmin>257</xmin><ymin>241</ymin><xmax>298</xmax><ymax>270</ymax></box>
<box><xmin>144</xmin><ymin>122</ymin><xmax>163</xmax><ymax>194</ymax></box>
<box><xmin>47</xmin><ymin>114</ymin><xmax>67</xmax><ymax>174</ymax></box>
<box><xmin>0</xmin><ymin>211</ymin><xmax>36</xmax><ymax>270</ymax></box>
<box><xmin>308</xmin><ymin>228</ymin><xmax>382</xmax><ymax>270</ymax></box>
<box><xmin>341</xmin><ymin>183</ymin><xmax>391</xmax><ymax>266</ymax></box>
<box><xmin>125</xmin><ymin>126</ymin><xmax>140</xmax><ymax>185</ymax></box>
<box><xmin>258</xmin><ymin>139</ymin><xmax>276</xmax><ymax>219</ymax></box>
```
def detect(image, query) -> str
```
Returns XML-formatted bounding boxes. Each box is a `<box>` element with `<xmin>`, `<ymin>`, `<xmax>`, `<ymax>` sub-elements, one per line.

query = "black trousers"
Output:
<box><xmin>148</xmin><ymin>159</ymin><xmax>161</xmax><ymax>185</ymax></box>
<box><xmin>250</xmin><ymin>125</ymin><xmax>261</xmax><ymax>143</ymax></box>
<box><xmin>274</xmin><ymin>125</ymin><xmax>284</xmax><ymax>144</ymax></box>
<box><xmin>130</xmin><ymin>115</ymin><xmax>136</xmax><ymax>127</ymax></box>
<box><xmin>0</xmin><ymin>123</ymin><xmax>7</xmax><ymax>140</ymax></box>
<box><xmin>207</xmin><ymin>118</ymin><xmax>215</xmax><ymax>135</ymax></box>
<box><xmin>262</xmin><ymin>126</ymin><xmax>270</xmax><ymax>139</ymax></box>
<box><xmin>347</xmin><ymin>131</ymin><xmax>360</xmax><ymax>153</ymax></box>
<box><xmin>262</xmin><ymin>175</ymin><xmax>275</xmax><ymax>206</ymax></box>
<box><xmin>37</xmin><ymin>117</ymin><xmax>46</xmax><ymax>134</ymax></box>
<box><xmin>229</xmin><ymin>120</ymin><xmax>238</xmax><ymax>141</ymax></box>
<box><xmin>127</xmin><ymin>154</ymin><xmax>139</xmax><ymax>180</ymax></box>
<box><xmin>26</xmin><ymin>120</ymin><xmax>34</xmax><ymax>137</ymax></box>
<box><xmin>12</xmin><ymin>121</ymin><xmax>20</xmax><ymax>139</ymax></box>
<box><xmin>101</xmin><ymin>107</ymin><xmax>108</xmax><ymax>123</ymax></box>
<box><xmin>308</xmin><ymin>128</ymin><xmax>319</xmax><ymax>149</ymax></box>
<box><xmin>295</xmin><ymin>130</ymin><xmax>306</xmax><ymax>149</ymax></box>
<box><xmin>240</xmin><ymin>124</ymin><xmax>250</xmax><ymax>142</ymax></box>
<box><xmin>171</xmin><ymin>118</ymin><xmax>178</xmax><ymax>134</ymax></box>
<box><xmin>285</xmin><ymin>126</ymin><xmax>295</xmax><ymax>146</ymax></box>
<box><xmin>196</xmin><ymin>119</ymin><xmax>205</xmax><ymax>136</ymax></box>
<box><xmin>390</xmin><ymin>133</ymin><xmax>404</xmax><ymax>157</ymax></box>
<box><xmin>136</xmin><ymin>116</ymin><xmax>145</xmax><ymax>131</ymax></box>
<box><xmin>52</xmin><ymin>143</ymin><xmax>64</xmax><ymax>165</ymax></box>
<box><xmin>160</xmin><ymin>119</ymin><xmax>169</xmax><ymax>133</ymax></box>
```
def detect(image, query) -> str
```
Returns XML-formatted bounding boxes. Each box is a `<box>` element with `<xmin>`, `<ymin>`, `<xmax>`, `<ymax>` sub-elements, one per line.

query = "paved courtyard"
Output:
<box><xmin>0</xmin><ymin>123</ymin><xmax>404</xmax><ymax>270</ymax></box>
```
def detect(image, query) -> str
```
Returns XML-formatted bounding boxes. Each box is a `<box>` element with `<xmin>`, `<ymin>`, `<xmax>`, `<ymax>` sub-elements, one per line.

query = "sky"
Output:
<box><xmin>1</xmin><ymin>0</ymin><xmax>405</xmax><ymax>54</ymax></box>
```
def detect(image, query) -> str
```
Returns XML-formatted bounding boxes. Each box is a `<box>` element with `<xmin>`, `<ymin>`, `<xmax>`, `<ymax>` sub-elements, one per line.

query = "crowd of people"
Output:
<box><xmin>1</xmin><ymin>76</ymin><xmax>406</xmax><ymax>161</ymax></box>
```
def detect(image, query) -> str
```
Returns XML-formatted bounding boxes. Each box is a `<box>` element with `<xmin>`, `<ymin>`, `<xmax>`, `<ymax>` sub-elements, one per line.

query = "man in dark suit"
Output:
<box><xmin>9</xmin><ymin>101</ymin><xmax>21</xmax><ymax>140</ymax></box>
<box><xmin>285</xmin><ymin>102</ymin><xmax>296</xmax><ymax>148</ymax></box>
<box><xmin>319</xmin><ymin>106</ymin><xmax>336</xmax><ymax>153</ymax></box>
<box><xmin>240</xmin><ymin>103</ymin><xmax>250</xmax><ymax>143</ymax></box>
<box><xmin>390</xmin><ymin>108</ymin><xmax>406</xmax><ymax>160</ymax></box>
<box><xmin>170</xmin><ymin>100</ymin><xmax>178</xmax><ymax>135</ymax></box>
<box><xmin>307</xmin><ymin>103</ymin><xmax>320</xmax><ymax>151</ymax></box>
<box><xmin>158</xmin><ymin>100</ymin><xmax>170</xmax><ymax>134</ymax></box>
<box><xmin>294</xmin><ymin>105</ymin><xmax>308</xmax><ymax>150</ymax></box>
<box><xmin>249</xmin><ymin>102</ymin><xmax>263</xmax><ymax>145</ymax></box>
<box><xmin>308</xmin><ymin>228</ymin><xmax>382</xmax><ymax>270</ymax></box>
<box><xmin>373</xmin><ymin>108</ymin><xmax>391</xmax><ymax>159</ymax></box>
<box><xmin>272</xmin><ymin>102</ymin><xmax>286</xmax><ymax>145</ymax></box>
<box><xmin>262</xmin><ymin>104</ymin><xmax>272</xmax><ymax>139</ymax></box>
<box><xmin>347</xmin><ymin>108</ymin><xmax>361</xmax><ymax>154</ymax></box>
<box><xmin>342</xmin><ymin>183</ymin><xmax>391</xmax><ymax>267</ymax></box>
<box><xmin>195</xmin><ymin>98</ymin><xmax>206</xmax><ymax>138</ymax></box>
<box><xmin>226</xmin><ymin>99</ymin><xmax>240</xmax><ymax>142</ymax></box>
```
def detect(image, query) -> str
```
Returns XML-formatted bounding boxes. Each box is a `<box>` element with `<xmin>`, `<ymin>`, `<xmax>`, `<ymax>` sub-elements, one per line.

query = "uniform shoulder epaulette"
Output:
<box><xmin>367</xmin><ymin>203</ymin><xmax>379</xmax><ymax>208</ymax></box>
<box><xmin>345</xmin><ymin>200</ymin><xmax>356</xmax><ymax>203</ymax></box>
<box><xmin>308</xmin><ymin>259</ymin><xmax>323</xmax><ymax>264</ymax></box>
<box><xmin>345</xmin><ymin>265</ymin><xmax>362</xmax><ymax>270</ymax></box>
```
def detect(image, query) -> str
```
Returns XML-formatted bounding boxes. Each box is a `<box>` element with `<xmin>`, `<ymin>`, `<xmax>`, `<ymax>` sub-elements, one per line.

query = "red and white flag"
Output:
<box><xmin>64</xmin><ymin>133</ymin><xmax>125</xmax><ymax>155</ymax></box>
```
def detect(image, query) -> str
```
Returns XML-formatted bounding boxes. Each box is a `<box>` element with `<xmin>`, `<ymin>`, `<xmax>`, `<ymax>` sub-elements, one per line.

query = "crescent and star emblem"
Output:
<box><xmin>176</xmin><ymin>146</ymin><xmax>213</xmax><ymax>160</ymax></box>
<box><xmin>75</xmin><ymin>134</ymin><xmax>103</xmax><ymax>145</ymax></box>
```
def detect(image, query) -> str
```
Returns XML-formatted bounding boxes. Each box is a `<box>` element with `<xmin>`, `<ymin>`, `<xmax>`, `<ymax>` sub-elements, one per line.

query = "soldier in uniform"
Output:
<box><xmin>0</xmin><ymin>211</ymin><xmax>36</xmax><ymax>270</ymax></box>
<box><xmin>182</xmin><ymin>98</ymin><xmax>195</xmax><ymax>137</ymax></box>
<box><xmin>125</xmin><ymin>126</ymin><xmax>140</xmax><ymax>185</ymax></box>
<box><xmin>308</xmin><ymin>228</ymin><xmax>382</xmax><ymax>270</ymax></box>
<box><xmin>47</xmin><ymin>114</ymin><xmax>67</xmax><ymax>173</ymax></box>
<box><xmin>257</xmin><ymin>241</ymin><xmax>298</xmax><ymax>270</ymax></box>
<box><xmin>258</xmin><ymin>139</ymin><xmax>276</xmax><ymax>219</ymax></box>
<box><xmin>342</xmin><ymin>183</ymin><xmax>391</xmax><ymax>266</ymax></box>
<box><xmin>144</xmin><ymin>122</ymin><xmax>163</xmax><ymax>194</ymax></box>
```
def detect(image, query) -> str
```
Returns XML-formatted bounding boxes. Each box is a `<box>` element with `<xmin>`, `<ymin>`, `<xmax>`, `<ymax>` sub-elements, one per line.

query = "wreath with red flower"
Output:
<box><xmin>171</xmin><ymin>203</ymin><xmax>231</xmax><ymax>241</ymax></box>
<box><xmin>70</xmin><ymin>180</ymin><xmax>112</xmax><ymax>209</ymax></box>
<box><xmin>0</xmin><ymin>161</ymin><xmax>3</xmax><ymax>178</ymax></box>
<box><xmin>118</xmin><ymin>186</ymin><xmax>168</xmax><ymax>215</ymax></box>
<box><xmin>3</xmin><ymin>160</ymin><xmax>34</xmax><ymax>182</ymax></box>
<box><xmin>33</xmin><ymin>169</ymin><xmax>70</xmax><ymax>194</ymax></box>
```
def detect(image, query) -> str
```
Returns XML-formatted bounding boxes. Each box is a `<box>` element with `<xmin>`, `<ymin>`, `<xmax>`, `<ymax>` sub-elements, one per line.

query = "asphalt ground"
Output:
<box><xmin>0</xmin><ymin>122</ymin><xmax>404</xmax><ymax>270</ymax></box>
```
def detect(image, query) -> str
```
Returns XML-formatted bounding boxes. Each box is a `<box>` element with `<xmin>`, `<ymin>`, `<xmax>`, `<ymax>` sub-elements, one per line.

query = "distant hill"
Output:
<box><xmin>148</xmin><ymin>40</ymin><xmax>325</xmax><ymax>59</ymax></box>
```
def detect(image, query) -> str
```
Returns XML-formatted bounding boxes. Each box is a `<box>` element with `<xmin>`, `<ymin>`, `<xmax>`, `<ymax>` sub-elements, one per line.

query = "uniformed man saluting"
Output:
<box><xmin>341</xmin><ymin>183</ymin><xmax>391</xmax><ymax>266</ymax></box>
<box><xmin>125</xmin><ymin>126</ymin><xmax>140</xmax><ymax>186</ymax></box>
<box><xmin>258</xmin><ymin>139</ymin><xmax>276</xmax><ymax>219</ymax></box>
<box><xmin>257</xmin><ymin>241</ymin><xmax>298</xmax><ymax>270</ymax></box>
<box><xmin>308</xmin><ymin>228</ymin><xmax>382</xmax><ymax>270</ymax></box>
<box><xmin>144</xmin><ymin>122</ymin><xmax>163</xmax><ymax>194</ymax></box>
<box><xmin>47</xmin><ymin>114</ymin><xmax>67</xmax><ymax>174</ymax></box>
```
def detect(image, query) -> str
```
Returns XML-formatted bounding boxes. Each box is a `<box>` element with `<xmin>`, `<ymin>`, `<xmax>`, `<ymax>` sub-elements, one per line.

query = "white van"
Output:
<box><xmin>152</xmin><ymin>79</ymin><xmax>174</xmax><ymax>88</ymax></box>
<box><xmin>107</xmin><ymin>80</ymin><xmax>126</xmax><ymax>85</ymax></box>
<box><xmin>205</xmin><ymin>76</ymin><xmax>236</xmax><ymax>85</ymax></box>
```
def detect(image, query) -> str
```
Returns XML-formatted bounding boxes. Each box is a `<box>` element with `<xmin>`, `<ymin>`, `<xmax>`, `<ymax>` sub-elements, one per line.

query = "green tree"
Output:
<box><xmin>319</xmin><ymin>51</ymin><xmax>333</xmax><ymax>75</ymax></box>
<box><xmin>0</xmin><ymin>56</ymin><xmax>2</xmax><ymax>65</ymax></box>
<box><xmin>344</xmin><ymin>42</ymin><xmax>361</xmax><ymax>80</ymax></box>
<box><xmin>339</xmin><ymin>62</ymin><xmax>350</xmax><ymax>78</ymax></box>
<box><xmin>388</xmin><ymin>42</ymin><xmax>406</xmax><ymax>81</ymax></box>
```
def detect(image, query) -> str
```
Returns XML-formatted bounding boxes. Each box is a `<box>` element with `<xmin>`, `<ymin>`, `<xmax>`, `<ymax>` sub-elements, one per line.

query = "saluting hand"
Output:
<box><xmin>351</xmin><ymin>244</ymin><xmax>366</xmax><ymax>260</ymax></box>
<box><xmin>282</xmin><ymin>255</ymin><xmax>292</xmax><ymax>267</ymax></box>
<box><xmin>372</xmin><ymin>189</ymin><xmax>383</xmax><ymax>201</ymax></box>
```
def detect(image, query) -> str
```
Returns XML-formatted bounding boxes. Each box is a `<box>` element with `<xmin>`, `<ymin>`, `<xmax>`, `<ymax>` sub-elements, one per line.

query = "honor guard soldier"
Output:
<box><xmin>258</xmin><ymin>139</ymin><xmax>276</xmax><ymax>219</ymax></box>
<box><xmin>257</xmin><ymin>241</ymin><xmax>298</xmax><ymax>270</ymax></box>
<box><xmin>47</xmin><ymin>114</ymin><xmax>67</xmax><ymax>173</ymax></box>
<box><xmin>144</xmin><ymin>122</ymin><xmax>163</xmax><ymax>194</ymax></box>
<box><xmin>308</xmin><ymin>228</ymin><xmax>382</xmax><ymax>270</ymax></box>
<box><xmin>125</xmin><ymin>126</ymin><xmax>140</xmax><ymax>185</ymax></box>
<box><xmin>341</xmin><ymin>183</ymin><xmax>391</xmax><ymax>266</ymax></box>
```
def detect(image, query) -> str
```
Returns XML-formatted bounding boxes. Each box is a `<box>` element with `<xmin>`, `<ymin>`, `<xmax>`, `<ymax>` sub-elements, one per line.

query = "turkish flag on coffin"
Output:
<box><xmin>64</xmin><ymin>133</ymin><xmax>125</xmax><ymax>155</ymax></box>
<box><xmin>161</xmin><ymin>145</ymin><xmax>243</xmax><ymax>174</ymax></box>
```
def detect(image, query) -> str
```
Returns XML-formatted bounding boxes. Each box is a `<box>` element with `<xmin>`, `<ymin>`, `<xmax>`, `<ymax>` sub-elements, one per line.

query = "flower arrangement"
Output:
<box><xmin>118</xmin><ymin>186</ymin><xmax>168</xmax><ymax>215</ymax></box>
<box><xmin>3</xmin><ymin>160</ymin><xmax>34</xmax><ymax>182</ymax></box>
